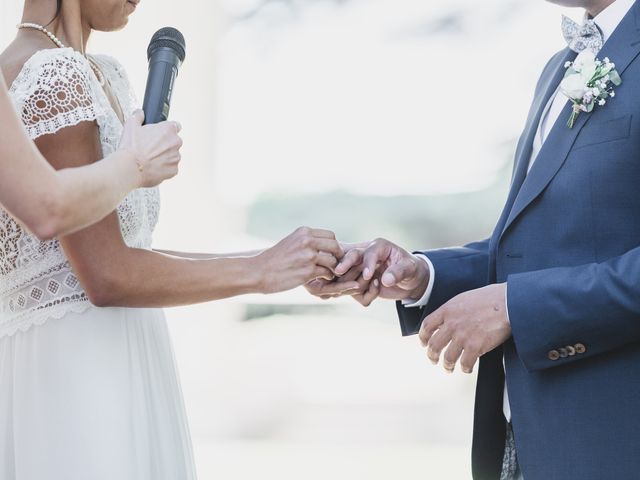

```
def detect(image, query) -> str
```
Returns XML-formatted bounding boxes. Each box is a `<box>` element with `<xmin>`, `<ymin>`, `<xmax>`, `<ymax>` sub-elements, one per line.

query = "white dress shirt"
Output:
<box><xmin>404</xmin><ymin>0</ymin><xmax>637</xmax><ymax>423</ymax></box>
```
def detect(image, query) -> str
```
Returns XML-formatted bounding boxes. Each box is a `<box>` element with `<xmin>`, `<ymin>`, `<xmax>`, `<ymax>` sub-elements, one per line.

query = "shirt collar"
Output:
<box><xmin>588</xmin><ymin>0</ymin><xmax>636</xmax><ymax>44</ymax></box>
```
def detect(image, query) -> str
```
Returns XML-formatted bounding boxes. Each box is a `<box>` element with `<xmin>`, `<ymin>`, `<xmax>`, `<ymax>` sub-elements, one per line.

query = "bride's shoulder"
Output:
<box><xmin>8</xmin><ymin>47</ymin><xmax>94</xmax><ymax>97</ymax></box>
<box><xmin>89</xmin><ymin>53</ymin><xmax>131</xmax><ymax>83</ymax></box>
<box><xmin>88</xmin><ymin>53</ymin><xmax>138</xmax><ymax>110</ymax></box>
<box><xmin>88</xmin><ymin>52</ymin><xmax>121</xmax><ymax>68</ymax></box>
<box><xmin>6</xmin><ymin>48</ymin><xmax>100</xmax><ymax>139</ymax></box>
<box><xmin>2</xmin><ymin>37</ymin><xmax>83</xmax><ymax>83</ymax></box>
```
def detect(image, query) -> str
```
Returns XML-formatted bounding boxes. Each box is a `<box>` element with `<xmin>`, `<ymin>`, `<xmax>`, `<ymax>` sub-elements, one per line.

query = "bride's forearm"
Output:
<box><xmin>84</xmin><ymin>248</ymin><xmax>267</xmax><ymax>308</ymax></box>
<box><xmin>153</xmin><ymin>249</ymin><xmax>264</xmax><ymax>260</ymax></box>
<box><xmin>64</xmin><ymin>216</ymin><xmax>343</xmax><ymax>308</ymax></box>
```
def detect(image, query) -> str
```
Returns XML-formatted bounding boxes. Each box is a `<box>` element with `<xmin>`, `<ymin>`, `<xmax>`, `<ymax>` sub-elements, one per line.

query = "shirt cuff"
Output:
<box><xmin>401</xmin><ymin>254</ymin><xmax>435</xmax><ymax>308</ymax></box>
<box><xmin>504</xmin><ymin>283</ymin><xmax>511</xmax><ymax>325</ymax></box>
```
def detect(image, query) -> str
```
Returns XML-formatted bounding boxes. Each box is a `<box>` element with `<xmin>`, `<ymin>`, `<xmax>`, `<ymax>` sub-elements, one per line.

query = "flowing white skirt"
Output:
<box><xmin>0</xmin><ymin>306</ymin><xmax>197</xmax><ymax>480</ymax></box>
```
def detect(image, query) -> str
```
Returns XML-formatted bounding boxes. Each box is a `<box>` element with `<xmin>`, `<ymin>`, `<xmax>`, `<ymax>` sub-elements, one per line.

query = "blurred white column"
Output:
<box><xmin>90</xmin><ymin>2</ymin><xmax>248</xmax><ymax>439</ymax></box>
<box><xmin>0</xmin><ymin>2</ymin><xmax>24</xmax><ymax>46</ymax></box>
<box><xmin>91</xmin><ymin>0</ymin><xmax>228</xmax><ymax>251</ymax></box>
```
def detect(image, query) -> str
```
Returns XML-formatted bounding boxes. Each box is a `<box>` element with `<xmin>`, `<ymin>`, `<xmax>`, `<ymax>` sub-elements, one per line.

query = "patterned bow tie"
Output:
<box><xmin>562</xmin><ymin>15</ymin><xmax>604</xmax><ymax>53</ymax></box>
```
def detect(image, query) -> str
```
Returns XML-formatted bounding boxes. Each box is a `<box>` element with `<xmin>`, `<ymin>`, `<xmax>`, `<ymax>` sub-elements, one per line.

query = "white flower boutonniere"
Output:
<box><xmin>560</xmin><ymin>50</ymin><xmax>622</xmax><ymax>128</ymax></box>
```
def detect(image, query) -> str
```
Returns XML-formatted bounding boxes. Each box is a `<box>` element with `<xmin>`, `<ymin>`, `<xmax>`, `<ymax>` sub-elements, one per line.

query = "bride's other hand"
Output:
<box><xmin>255</xmin><ymin>227</ymin><xmax>353</xmax><ymax>294</ymax></box>
<box><xmin>119</xmin><ymin>110</ymin><xmax>183</xmax><ymax>188</ymax></box>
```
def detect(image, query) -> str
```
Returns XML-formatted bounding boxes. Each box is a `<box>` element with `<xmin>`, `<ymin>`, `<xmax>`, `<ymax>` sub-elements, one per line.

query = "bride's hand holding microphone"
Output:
<box><xmin>118</xmin><ymin>110</ymin><xmax>183</xmax><ymax>188</ymax></box>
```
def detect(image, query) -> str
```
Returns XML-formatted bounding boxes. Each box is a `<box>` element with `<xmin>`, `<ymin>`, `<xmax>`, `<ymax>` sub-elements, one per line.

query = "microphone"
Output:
<box><xmin>142</xmin><ymin>27</ymin><xmax>186</xmax><ymax>125</ymax></box>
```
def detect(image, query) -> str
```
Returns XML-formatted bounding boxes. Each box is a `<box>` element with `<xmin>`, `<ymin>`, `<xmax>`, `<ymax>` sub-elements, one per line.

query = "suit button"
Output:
<box><xmin>548</xmin><ymin>350</ymin><xmax>561</xmax><ymax>361</ymax></box>
<box><xmin>559</xmin><ymin>347</ymin><xmax>569</xmax><ymax>358</ymax></box>
<box><xmin>566</xmin><ymin>345</ymin><xmax>576</xmax><ymax>356</ymax></box>
<box><xmin>575</xmin><ymin>343</ymin><xmax>587</xmax><ymax>354</ymax></box>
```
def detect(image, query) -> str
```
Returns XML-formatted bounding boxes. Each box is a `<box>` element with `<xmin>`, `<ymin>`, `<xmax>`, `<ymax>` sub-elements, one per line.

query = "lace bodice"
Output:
<box><xmin>0</xmin><ymin>48</ymin><xmax>160</xmax><ymax>338</ymax></box>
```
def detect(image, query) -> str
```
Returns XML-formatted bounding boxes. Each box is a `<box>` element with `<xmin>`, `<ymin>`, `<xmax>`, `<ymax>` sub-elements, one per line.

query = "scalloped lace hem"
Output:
<box><xmin>0</xmin><ymin>301</ymin><xmax>94</xmax><ymax>338</ymax></box>
<box><xmin>25</xmin><ymin>105</ymin><xmax>99</xmax><ymax>140</ymax></box>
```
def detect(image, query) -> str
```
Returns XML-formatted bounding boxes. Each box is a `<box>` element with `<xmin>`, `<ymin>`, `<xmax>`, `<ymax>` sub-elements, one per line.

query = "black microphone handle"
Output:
<box><xmin>142</xmin><ymin>48</ymin><xmax>180</xmax><ymax>125</ymax></box>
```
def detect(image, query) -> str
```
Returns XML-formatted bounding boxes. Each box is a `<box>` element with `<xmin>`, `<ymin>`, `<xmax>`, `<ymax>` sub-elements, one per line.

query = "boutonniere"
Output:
<box><xmin>560</xmin><ymin>50</ymin><xmax>622</xmax><ymax>128</ymax></box>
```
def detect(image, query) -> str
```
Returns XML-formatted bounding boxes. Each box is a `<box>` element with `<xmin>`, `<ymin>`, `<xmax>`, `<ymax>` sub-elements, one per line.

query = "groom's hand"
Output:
<box><xmin>306</xmin><ymin>239</ymin><xmax>430</xmax><ymax>305</ymax></box>
<box><xmin>336</xmin><ymin>238</ymin><xmax>430</xmax><ymax>301</ymax></box>
<box><xmin>304</xmin><ymin>242</ymin><xmax>380</xmax><ymax>306</ymax></box>
<box><xmin>418</xmin><ymin>283</ymin><xmax>511</xmax><ymax>374</ymax></box>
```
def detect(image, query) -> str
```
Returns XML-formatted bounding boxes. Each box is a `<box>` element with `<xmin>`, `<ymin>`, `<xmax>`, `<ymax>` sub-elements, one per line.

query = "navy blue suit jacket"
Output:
<box><xmin>397</xmin><ymin>2</ymin><xmax>640</xmax><ymax>479</ymax></box>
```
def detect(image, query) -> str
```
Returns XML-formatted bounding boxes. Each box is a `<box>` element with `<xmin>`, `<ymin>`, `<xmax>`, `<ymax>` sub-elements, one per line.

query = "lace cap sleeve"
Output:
<box><xmin>9</xmin><ymin>48</ymin><xmax>100</xmax><ymax>139</ymax></box>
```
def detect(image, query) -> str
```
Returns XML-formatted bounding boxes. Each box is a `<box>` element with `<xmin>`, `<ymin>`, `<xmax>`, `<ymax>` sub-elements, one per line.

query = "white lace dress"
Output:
<box><xmin>0</xmin><ymin>48</ymin><xmax>197</xmax><ymax>480</ymax></box>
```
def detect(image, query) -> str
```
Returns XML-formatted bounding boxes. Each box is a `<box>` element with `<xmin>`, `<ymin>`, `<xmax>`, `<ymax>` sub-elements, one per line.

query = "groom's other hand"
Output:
<box><xmin>418</xmin><ymin>283</ymin><xmax>511</xmax><ymax>374</ymax></box>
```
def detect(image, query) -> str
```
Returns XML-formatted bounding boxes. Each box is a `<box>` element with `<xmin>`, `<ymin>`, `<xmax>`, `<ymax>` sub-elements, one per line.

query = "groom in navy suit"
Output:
<box><xmin>308</xmin><ymin>0</ymin><xmax>640</xmax><ymax>478</ymax></box>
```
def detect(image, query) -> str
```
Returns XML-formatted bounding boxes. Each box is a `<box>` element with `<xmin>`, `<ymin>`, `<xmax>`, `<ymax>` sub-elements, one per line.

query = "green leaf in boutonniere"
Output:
<box><xmin>608</xmin><ymin>69</ymin><xmax>622</xmax><ymax>86</ymax></box>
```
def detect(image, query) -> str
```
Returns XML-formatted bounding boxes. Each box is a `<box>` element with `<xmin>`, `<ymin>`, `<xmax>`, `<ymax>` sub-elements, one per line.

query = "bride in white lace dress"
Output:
<box><xmin>0</xmin><ymin>2</ymin><xmax>353</xmax><ymax>479</ymax></box>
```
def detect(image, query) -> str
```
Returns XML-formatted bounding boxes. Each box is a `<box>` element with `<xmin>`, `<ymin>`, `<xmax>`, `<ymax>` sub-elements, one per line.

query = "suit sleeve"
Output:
<box><xmin>396</xmin><ymin>238</ymin><xmax>491</xmax><ymax>336</ymax></box>
<box><xmin>508</xmin><ymin>244</ymin><xmax>640</xmax><ymax>372</ymax></box>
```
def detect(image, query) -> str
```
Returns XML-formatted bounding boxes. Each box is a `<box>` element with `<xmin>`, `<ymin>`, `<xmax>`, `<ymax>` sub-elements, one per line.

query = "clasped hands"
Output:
<box><xmin>306</xmin><ymin>238</ymin><xmax>512</xmax><ymax>374</ymax></box>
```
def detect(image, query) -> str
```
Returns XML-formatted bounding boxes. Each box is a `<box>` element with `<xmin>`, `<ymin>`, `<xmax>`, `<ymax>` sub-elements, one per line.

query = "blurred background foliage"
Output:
<box><xmin>247</xmin><ymin>162</ymin><xmax>511</xmax><ymax>251</ymax></box>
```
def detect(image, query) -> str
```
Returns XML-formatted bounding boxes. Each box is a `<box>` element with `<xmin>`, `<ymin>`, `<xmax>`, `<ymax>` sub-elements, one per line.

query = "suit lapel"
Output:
<box><xmin>499</xmin><ymin>1</ymin><xmax>640</xmax><ymax>239</ymax></box>
<box><xmin>489</xmin><ymin>48</ymin><xmax>575</xmax><ymax>249</ymax></box>
<box><xmin>509</xmin><ymin>49</ymin><xmax>575</xmax><ymax>204</ymax></box>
